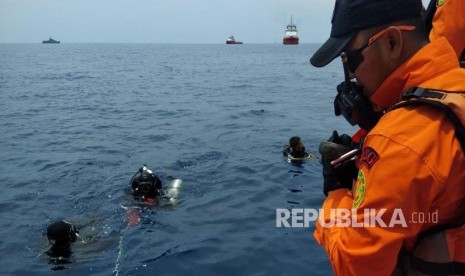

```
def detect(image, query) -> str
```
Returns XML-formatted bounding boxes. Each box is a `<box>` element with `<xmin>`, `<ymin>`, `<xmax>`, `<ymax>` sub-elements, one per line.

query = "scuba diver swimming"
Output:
<box><xmin>129</xmin><ymin>164</ymin><xmax>163</xmax><ymax>205</ymax></box>
<box><xmin>282</xmin><ymin>136</ymin><xmax>313</xmax><ymax>162</ymax></box>
<box><xmin>40</xmin><ymin>216</ymin><xmax>124</xmax><ymax>271</ymax></box>
<box><xmin>45</xmin><ymin>220</ymin><xmax>79</xmax><ymax>264</ymax></box>
<box><xmin>125</xmin><ymin>164</ymin><xmax>182</xmax><ymax>226</ymax></box>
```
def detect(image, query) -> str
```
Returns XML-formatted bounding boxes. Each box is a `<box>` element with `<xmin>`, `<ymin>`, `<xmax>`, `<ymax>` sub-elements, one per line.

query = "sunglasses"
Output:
<box><xmin>346</xmin><ymin>25</ymin><xmax>416</xmax><ymax>73</ymax></box>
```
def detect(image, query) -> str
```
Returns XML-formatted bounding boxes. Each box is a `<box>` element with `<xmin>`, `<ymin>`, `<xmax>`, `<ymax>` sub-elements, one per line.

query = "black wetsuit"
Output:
<box><xmin>46</xmin><ymin>246</ymin><xmax>72</xmax><ymax>266</ymax></box>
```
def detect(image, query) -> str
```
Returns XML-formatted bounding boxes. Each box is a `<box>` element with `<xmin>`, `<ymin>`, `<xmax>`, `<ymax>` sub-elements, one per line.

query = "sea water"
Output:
<box><xmin>0</xmin><ymin>43</ymin><xmax>356</xmax><ymax>275</ymax></box>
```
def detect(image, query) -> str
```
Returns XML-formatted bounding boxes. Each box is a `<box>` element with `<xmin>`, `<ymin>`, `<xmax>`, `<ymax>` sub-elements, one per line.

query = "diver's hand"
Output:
<box><xmin>319</xmin><ymin>130</ymin><xmax>358</xmax><ymax>196</ymax></box>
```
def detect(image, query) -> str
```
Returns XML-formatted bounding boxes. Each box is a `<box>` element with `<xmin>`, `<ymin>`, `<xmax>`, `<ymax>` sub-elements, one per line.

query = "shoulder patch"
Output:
<box><xmin>353</xmin><ymin>170</ymin><xmax>366</xmax><ymax>209</ymax></box>
<box><xmin>437</xmin><ymin>0</ymin><xmax>446</xmax><ymax>6</ymax></box>
<box><xmin>359</xmin><ymin>147</ymin><xmax>380</xmax><ymax>169</ymax></box>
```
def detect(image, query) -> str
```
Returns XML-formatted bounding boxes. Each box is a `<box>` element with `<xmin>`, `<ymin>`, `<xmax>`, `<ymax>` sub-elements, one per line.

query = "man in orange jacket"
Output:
<box><xmin>310</xmin><ymin>0</ymin><xmax>465</xmax><ymax>275</ymax></box>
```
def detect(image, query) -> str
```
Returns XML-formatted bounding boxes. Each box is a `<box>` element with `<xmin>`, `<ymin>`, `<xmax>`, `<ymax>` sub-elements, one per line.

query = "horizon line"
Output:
<box><xmin>0</xmin><ymin>42</ymin><xmax>323</xmax><ymax>45</ymax></box>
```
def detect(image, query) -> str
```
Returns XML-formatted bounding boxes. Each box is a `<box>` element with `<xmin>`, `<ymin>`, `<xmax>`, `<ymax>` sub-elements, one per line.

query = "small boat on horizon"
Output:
<box><xmin>42</xmin><ymin>37</ymin><xmax>60</xmax><ymax>44</ymax></box>
<box><xmin>226</xmin><ymin>36</ymin><xmax>243</xmax><ymax>45</ymax></box>
<box><xmin>283</xmin><ymin>17</ymin><xmax>299</xmax><ymax>45</ymax></box>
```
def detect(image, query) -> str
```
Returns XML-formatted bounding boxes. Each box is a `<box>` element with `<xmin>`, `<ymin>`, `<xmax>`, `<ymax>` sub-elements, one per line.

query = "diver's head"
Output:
<box><xmin>130</xmin><ymin>165</ymin><xmax>162</xmax><ymax>199</ymax></box>
<box><xmin>289</xmin><ymin>136</ymin><xmax>305</xmax><ymax>151</ymax></box>
<box><xmin>47</xmin><ymin>221</ymin><xmax>79</xmax><ymax>248</ymax></box>
<box><xmin>289</xmin><ymin>136</ymin><xmax>301</xmax><ymax>147</ymax></box>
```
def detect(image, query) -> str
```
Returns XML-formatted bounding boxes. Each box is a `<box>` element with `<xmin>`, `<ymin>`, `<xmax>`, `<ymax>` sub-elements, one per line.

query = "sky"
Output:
<box><xmin>0</xmin><ymin>0</ymin><xmax>431</xmax><ymax>44</ymax></box>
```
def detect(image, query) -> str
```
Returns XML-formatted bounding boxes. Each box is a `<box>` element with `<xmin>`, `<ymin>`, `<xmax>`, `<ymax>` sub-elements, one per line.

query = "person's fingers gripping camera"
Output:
<box><xmin>319</xmin><ymin>130</ymin><xmax>359</xmax><ymax>196</ymax></box>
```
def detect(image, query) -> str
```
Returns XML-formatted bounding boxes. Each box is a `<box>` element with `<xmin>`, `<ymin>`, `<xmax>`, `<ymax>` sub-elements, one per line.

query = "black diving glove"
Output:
<box><xmin>319</xmin><ymin>130</ymin><xmax>359</xmax><ymax>196</ymax></box>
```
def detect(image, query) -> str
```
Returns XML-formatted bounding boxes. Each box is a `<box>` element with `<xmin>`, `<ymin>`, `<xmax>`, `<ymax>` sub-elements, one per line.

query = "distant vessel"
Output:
<box><xmin>42</xmin><ymin>37</ymin><xmax>60</xmax><ymax>44</ymax></box>
<box><xmin>226</xmin><ymin>36</ymin><xmax>243</xmax><ymax>44</ymax></box>
<box><xmin>283</xmin><ymin>17</ymin><xmax>299</xmax><ymax>45</ymax></box>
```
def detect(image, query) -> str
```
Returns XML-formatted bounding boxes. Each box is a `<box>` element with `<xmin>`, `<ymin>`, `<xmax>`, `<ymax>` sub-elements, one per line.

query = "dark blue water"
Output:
<box><xmin>0</xmin><ymin>43</ymin><xmax>355</xmax><ymax>275</ymax></box>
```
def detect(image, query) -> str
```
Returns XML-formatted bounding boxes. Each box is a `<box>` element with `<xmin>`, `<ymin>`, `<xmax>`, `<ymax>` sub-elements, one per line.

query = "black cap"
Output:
<box><xmin>310</xmin><ymin>0</ymin><xmax>423</xmax><ymax>67</ymax></box>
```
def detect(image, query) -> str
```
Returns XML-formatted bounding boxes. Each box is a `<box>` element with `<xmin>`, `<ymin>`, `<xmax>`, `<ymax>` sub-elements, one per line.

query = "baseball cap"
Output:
<box><xmin>310</xmin><ymin>0</ymin><xmax>423</xmax><ymax>67</ymax></box>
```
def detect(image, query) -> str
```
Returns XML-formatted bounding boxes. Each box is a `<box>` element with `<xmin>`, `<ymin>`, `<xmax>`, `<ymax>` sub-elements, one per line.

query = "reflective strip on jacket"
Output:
<box><xmin>314</xmin><ymin>38</ymin><xmax>465</xmax><ymax>275</ymax></box>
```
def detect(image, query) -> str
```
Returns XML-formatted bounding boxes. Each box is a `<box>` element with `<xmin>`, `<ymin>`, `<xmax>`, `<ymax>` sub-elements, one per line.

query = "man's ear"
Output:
<box><xmin>384</xmin><ymin>26</ymin><xmax>403</xmax><ymax>60</ymax></box>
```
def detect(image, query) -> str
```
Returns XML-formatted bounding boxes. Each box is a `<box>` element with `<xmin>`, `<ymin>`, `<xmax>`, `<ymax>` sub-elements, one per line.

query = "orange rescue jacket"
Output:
<box><xmin>314</xmin><ymin>38</ymin><xmax>465</xmax><ymax>275</ymax></box>
<box><xmin>429</xmin><ymin>0</ymin><xmax>465</xmax><ymax>61</ymax></box>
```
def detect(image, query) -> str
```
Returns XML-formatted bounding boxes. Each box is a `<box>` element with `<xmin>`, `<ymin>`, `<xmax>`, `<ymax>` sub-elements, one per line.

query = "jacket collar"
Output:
<box><xmin>370</xmin><ymin>37</ymin><xmax>460</xmax><ymax>111</ymax></box>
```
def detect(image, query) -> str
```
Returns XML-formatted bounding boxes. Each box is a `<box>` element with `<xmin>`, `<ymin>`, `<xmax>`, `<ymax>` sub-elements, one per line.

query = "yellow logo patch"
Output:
<box><xmin>437</xmin><ymin>0</ymin><xmax>446</xmax><ymax>6</ymax></box>
<box><xmin>353</xmin><ymin>170</ymin><xmax>366</xmax><ymax>208</ymax></box>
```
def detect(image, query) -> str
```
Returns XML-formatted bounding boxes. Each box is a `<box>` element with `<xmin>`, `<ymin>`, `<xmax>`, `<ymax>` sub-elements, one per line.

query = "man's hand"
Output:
<box><xmin>319</xmin><ymin>131</ymin><xmax>359</xmax><ymax>196</ymax></box>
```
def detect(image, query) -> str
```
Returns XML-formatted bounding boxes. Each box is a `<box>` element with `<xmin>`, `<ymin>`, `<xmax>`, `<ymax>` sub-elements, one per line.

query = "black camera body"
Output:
<box><xmin>334</xmin><ymin>81</ymin><xmax>382</xmax><ymax>131</ymax></box>
<box><xmin>334</xmin><ymin>53</ymin><xmax>383</xmax><ymax>131</ymax></box>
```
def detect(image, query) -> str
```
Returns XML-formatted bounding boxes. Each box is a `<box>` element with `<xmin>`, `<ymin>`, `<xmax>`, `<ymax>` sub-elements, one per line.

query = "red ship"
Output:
<box><xmin>283</xmin><ymin>17</ymin><xmax>299</xmax><ymax>45</ymax></box>
<box><xmin>226</xmin><ymin>36</ymin><xmax>243</xmax><ymax>44</ymax></box>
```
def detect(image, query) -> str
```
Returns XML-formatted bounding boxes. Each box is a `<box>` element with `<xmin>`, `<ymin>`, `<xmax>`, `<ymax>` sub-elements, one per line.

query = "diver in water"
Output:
<box><xmin>40</xmin><ymin>216</ymin><xmax>120</xmax><ymax>270</ymax></box>
<box><xmin>283</xmin><ymin>136</ymin><xmax>307</xmax><ymax>158</ymax></box>
<box><xmin>45</xmin><ymin>220</ymin><xmax>79</xmax><ymax>261</ymax></box>
<box><xmin>125</xmin><ymin>164</ymin><xmax>182</xmax><ymax>226</ymax></box>
<box><xmin>129</xmin><ymin>164</ymin><xmax>163</xmax><ymax>205</ymax></box>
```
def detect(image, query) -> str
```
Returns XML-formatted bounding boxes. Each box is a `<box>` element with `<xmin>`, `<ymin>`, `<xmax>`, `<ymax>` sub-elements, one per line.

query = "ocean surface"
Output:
<box><xmin>0</xmin><ymin>43</ymin><xmax>355</xmax><ymax>275</ymax></box>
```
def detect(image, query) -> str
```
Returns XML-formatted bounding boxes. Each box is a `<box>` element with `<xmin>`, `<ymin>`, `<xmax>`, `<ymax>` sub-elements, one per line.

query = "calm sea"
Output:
<box><xmin>0</xmin><ymin>43</ymin><xmax>355</xmax><ymax>275</ymax></box>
